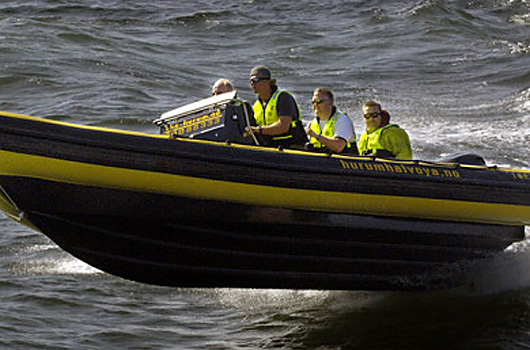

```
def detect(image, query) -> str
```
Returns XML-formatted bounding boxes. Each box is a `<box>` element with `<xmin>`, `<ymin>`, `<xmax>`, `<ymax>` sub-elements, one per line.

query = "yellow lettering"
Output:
<box><xmin>384</xmin><ymin>164</ymin><xmax>394</xmax><ymax>172</ymax></box>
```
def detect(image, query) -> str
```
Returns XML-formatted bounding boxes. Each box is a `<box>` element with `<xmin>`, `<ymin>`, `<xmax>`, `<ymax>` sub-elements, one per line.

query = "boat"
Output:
<box><xmin>0</xmin><ymin>91</ymin><xmax>528</xmax><ymax>291</ymax></box>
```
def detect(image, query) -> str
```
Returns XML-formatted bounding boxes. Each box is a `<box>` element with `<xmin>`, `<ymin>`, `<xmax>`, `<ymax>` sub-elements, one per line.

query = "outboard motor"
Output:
<box><xmin>437</xmin><ymin>152</ymin><xmax>486</xmax><ymax>166</ymax></box>
<box><xmin>153</xmin><ymin>91</ymin><xmax>260</xmax><ymax>145</ymax></box>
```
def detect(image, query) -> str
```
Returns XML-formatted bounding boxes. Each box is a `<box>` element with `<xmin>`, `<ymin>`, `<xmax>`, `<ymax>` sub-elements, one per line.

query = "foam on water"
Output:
<box><xmin>403</xmin><ymin>87</ymin><xmax>530</xmax><ymax>166</ymax></box>
<box><xmin>446</xmin><ymin>227</ymin><xmax>530</xmax><ymax>295</ymax></box>
<box><xmin>10</xmin><ymin>243</ymin><xmax>102</xmax><ymax>276</ymax></box>
<box><xmin>214</xmin><ymin>288</ymin><xmax>332</xmax><ymax>312</ymax></box>
<box><xmin>15</xmin><ymin>256</ymin><xmax>102</xmax><ymax>276</ymax></box>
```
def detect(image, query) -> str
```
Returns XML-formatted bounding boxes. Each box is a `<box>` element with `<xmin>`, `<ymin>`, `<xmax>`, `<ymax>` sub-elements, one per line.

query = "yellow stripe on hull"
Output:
<box><xmin>0</xmin><ymin>150</ymin><xmax>528</xmax><ymax>226</ymax></box>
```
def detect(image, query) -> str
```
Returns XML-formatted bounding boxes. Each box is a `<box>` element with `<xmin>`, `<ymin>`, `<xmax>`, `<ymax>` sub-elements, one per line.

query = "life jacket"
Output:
<box><xmin>308</xmin><ymin>109</ymin><xmax>356</xmax><ymax>153</ymax></box>
<box><xmin>252</xmin><ymin>89</ymin><xmax>305</xmax><ymax>146</ymax></box>
<box><xmin>359</xmin><ymin>124</ymin><xmax>401</xmax><ymax>158</ymax></box>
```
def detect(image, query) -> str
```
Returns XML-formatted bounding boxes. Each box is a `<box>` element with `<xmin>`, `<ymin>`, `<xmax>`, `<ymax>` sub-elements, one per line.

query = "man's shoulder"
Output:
<box><xmin>277</xmin><ymin>89</ymin><xmax>296</xmax><ymax>102</ymax></box>
<box><xmin>333</xmin><ymin>112</ymin><xmax>353</xmax><ymax>128</ymax></box>
<box><xmin>275</xmin><ymin>90</ymin><xmax>298</xmax><ymax>118</ymax></box>
<box><xmin>382</xmin><ymin>124</ymin><xmax>410</xmax><ymax>140</ymax></box>
<box><xmin>335</xmin><ymin>110</ymin><xmax>352</xmax><ymax>122</ymax></box>
<box><xmin>384</xmin><ymin>124</ymin><xmax>407</xmax><ymax>133</ymax></box>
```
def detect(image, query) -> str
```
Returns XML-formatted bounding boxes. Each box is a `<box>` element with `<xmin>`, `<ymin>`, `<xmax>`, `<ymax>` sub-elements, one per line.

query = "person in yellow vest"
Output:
<box><xmin>246</xmin><ymin>65</ymin><xmax>307</xmax><ymax>148</ymax></box>
<box><xmin>358</xmin><ymin>101</ymin><xmax>412</xmax><ymax>160</ymax></box>
<box><xmin>305</xmin><ymin>88</ymin><xmax>358</xmax><ymax>154</ymax></box>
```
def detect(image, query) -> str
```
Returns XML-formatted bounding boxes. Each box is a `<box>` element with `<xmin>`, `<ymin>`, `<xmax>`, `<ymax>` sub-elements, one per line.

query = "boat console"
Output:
<box><xmin>154</xmin><ymin>91</ymin><xmax>260</xmax><ymax>145</ymax></box>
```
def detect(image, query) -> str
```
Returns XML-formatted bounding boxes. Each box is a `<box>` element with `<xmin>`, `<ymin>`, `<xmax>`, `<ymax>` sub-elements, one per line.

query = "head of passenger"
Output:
<box><xmin>249</xmin><ymin>65</ymin><xmax>277</xmax><ymax>95</ymax></box>
<box><xmin>311</xmin><ymin>88</ymin><xmax>334</xmax><ymax>119</ymax></box>
<box><xmin>362</xmin><ymin>101</ymin><xmax>384</xmax><ymax>132</ymax></box>
<box><xmin>212</xmin><ymin>79</ymin><xmax>234</xmax><ymax>96</ymax></box>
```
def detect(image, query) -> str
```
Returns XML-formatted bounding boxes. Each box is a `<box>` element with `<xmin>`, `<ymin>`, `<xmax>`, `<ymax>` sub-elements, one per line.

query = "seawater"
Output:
<box><xmin>0</xmin><ymin>1</ymin><xmax>529</xmax><ymax>349</ymax></box>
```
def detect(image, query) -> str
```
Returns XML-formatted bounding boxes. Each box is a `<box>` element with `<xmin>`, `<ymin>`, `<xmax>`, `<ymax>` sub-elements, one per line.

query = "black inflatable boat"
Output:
<box><xmin>0</xmin><ymin>92</ymin><xmax>528</xmax><ymax>290</ymax></box>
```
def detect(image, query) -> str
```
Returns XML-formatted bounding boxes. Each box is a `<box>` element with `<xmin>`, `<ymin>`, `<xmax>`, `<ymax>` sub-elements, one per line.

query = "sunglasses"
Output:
<box><xmin>250</xmin><ymin>77</ymin><xmax>269</xmax><ymax>84</ymax></box>
<box><xmin>311</xmin><ymin>99</ymin><xmax>328</xmax><ymax>105</ymax></box>
<box><xmin>364</xmin><ymin>112</ymin><xmax>381</xmax><ymax>119</ymax></box>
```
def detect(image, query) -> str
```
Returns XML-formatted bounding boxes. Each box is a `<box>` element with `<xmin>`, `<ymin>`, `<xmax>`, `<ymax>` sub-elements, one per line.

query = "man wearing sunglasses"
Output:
<box><xmin>305</xmin><ymin>88</ymin><xmax>357</xmax><ymax>154</ymax></box>
<box><xmin>358</xmin><ymin>101</ymin><xmax>412</xmax><ymax>160</ymax></box>
<box><xmin>246</xmin><ymin>65</ymin><xmax>307</xmax><ymax>148</ymax></box>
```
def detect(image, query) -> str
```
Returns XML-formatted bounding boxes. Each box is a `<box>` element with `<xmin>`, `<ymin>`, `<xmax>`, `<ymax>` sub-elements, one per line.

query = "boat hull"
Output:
<box><xmin>7</xmin><ymin>176</ymin><xmax>523</xmax><ymax>291</ymax></box>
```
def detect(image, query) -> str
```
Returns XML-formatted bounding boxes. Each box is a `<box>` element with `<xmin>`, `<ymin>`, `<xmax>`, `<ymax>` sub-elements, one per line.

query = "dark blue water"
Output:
<box><xmin>1</xmin><ymin>1</ymin><xmax>529</xmax><ymax>349</ymax></box>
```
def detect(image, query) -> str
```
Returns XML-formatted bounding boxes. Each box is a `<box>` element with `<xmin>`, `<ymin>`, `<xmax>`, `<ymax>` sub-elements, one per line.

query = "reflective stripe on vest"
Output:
<box><xmin>309</xmin><ymin>110</ymin><xmax>352</xmax><ymax>150</ymax></box>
